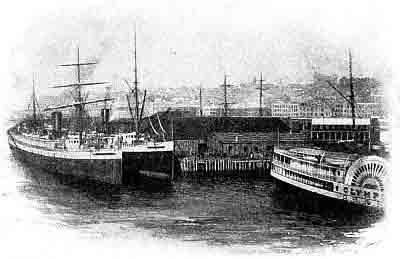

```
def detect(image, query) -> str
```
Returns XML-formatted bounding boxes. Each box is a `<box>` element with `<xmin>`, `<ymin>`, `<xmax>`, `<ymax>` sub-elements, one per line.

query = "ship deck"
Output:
<box><xmin>277</xmin><ymin>147</ymin><xmax>359</xmax><ymax>167</ymax></box>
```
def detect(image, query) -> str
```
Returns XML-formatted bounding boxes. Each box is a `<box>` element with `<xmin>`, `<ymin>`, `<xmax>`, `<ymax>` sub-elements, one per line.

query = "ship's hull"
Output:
<box><xmin>9</xmin><ymin>137</ymin><xmax>123</xmax><ymax>184</ymax></box>
<box><xmin>270</xmin><ymin>175</ymin><xmax>383</xmax><ymax>214</ymax></box>
<box><xmin>270</xmin><ymin>162</ymin><xmax>384</xmax><ymax>210</ymax></box>
<box><xmin>122</xmin><ymin>151</ymin><xmax>181</xmax><ymax>185</ymax></box>
<box><xmin>8</xmin><ymin>130</ymin><xmax>180</xmax><ymax>185</ymax></box>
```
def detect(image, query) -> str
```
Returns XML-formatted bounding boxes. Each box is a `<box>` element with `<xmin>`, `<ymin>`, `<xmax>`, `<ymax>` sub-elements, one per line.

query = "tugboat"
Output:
<box><xmin>8</xmin><ymin>31</ymin><xmax>180</xmax><ymax>185</ymax></box>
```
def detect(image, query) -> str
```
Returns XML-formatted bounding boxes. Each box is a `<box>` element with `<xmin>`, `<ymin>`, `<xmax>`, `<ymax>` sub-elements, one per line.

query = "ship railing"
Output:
<box><xmin>13</xmin><ymin>132</ymin><xmax>122</xmax><ymax>153</ymax></box>
<box><xmin>273</xmin><ymin>160</ymin><xmax>340</xmax><ymax>182</ymax></box>
<box><xmin>275</xmin><ymin>149</ymin><xmax>347</xmax><ymax>179</ymax></box>
<box><xmin>13</xmin><ymin>133</ymin><xmax>58</xmax><ymax>150</ymax></box>
<box><xmin>119</xmin><ymin>140</ymin><xmax>172</xmax><ymax>149</ymax></box>
<box><xmin>51</xmin><ymin>146</ymin><xmax>119</xmax><ymax>154</ymax></box>
<box><xmin>275</xmin><ymin>147</ymin><xmax>357</xmax><ymax>164</ymax></box>
<box><xmin>121</xmin><ymin>143</ymin><xmax>136</xmax><ymax>149</ymax></box>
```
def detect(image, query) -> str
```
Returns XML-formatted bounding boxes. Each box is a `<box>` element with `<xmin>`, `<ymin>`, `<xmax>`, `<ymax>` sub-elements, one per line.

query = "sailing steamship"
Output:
<box><xmin>8</xmin><ymin>33</ymin><xmax>180</xmax><ymax>184</ymax></box>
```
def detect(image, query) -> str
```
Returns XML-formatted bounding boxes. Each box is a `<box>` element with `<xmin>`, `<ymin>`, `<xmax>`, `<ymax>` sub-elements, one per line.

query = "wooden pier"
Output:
<box><xmin>179</xmin><ymin>157</ymin><xmax>270</xmax><ymax>177</ymax></box>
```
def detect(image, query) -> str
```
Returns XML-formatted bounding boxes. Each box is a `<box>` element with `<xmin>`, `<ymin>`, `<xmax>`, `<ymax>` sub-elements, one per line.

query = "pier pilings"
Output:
<box><xmin>179</xmin><ymin>157</ymin><xmax>270</xmax><ymax>178</ymax></box>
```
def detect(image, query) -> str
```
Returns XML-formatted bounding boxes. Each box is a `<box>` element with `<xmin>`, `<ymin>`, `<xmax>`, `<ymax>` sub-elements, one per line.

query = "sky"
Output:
<box><xmin>0</xmin><ymin>0</ymin><xmax>398</xmax><ymax>116</ymax></box>
<box><xmin>5</xmin><ymin>1</ymin><xmax>394</xmax><ymax>93</ymax></box>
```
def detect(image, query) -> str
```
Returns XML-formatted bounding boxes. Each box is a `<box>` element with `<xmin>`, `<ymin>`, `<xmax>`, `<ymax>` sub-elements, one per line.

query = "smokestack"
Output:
<box><xmin>101</xmin><ymin>108</ymin><xmax>110</xmax><ymax>134</ymax></box>
<box><xmin>51</xmin><ymin>111</ymin><xmax>62</xmax><ymax>137</ymax></box>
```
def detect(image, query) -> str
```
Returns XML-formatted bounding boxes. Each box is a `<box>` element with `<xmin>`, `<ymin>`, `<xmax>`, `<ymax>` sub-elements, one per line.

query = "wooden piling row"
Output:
<box><xmin>179</xmin><ymin>157</ymin><xmax>270</xmax><ymax>177</ymax></box>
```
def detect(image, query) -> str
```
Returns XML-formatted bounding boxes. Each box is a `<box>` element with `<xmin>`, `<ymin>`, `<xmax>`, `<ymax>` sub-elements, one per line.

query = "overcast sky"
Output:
<box><xmin>2</xmin><ymin>0</ymin><xmax>397</xmax><ymax>113</ymax></box>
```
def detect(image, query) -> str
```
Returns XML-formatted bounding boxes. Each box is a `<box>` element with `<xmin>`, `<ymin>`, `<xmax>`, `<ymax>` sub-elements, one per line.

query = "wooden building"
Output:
<box><xmin>139</xmin><ymin>114</ymin><xmax>293</xmax><ymax>157</ymax></box>
<box><xmin>207</xmin><ymin>132</ymin><xmax>310</xmax><ymax>158</ymax></box>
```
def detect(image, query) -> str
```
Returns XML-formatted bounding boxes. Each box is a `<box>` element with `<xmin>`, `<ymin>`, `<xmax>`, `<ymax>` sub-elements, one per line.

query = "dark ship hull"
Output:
<box><xmin>271</xmin><ymin>176</ymin><xmax>384</xmax><ymax>214</ymax></box>
<box><xmin>8</xmin><ymin>129</ymin><xmax>180</xmax><ymax>185</ymax></box>
<box><xmin>122</xmin><ymin>151</ymin><xmax>181</xmax><ymax>185</ymax></box>
<box><xmin>9</xmin><ymin>143</ymin><xmax>122</xmax><ymax>184</ymax></box>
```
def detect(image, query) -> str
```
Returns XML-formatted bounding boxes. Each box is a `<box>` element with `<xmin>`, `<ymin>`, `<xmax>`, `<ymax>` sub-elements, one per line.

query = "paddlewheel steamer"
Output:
<box><xmin>270</xmin><ymin>147</ymin><xmax>388</xmax><ymax>209</ymax></box>
<box><xmin>270</xmin><ymin>50</ymin><xmax>390</xmax><ymax>210</ymax></box>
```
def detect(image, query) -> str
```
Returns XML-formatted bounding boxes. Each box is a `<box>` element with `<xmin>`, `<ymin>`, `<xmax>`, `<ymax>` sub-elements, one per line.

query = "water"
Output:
<box><xmin>0</xmin><ymin>145</ymin><xmax>387</xmax><ymax>256</ymax></box>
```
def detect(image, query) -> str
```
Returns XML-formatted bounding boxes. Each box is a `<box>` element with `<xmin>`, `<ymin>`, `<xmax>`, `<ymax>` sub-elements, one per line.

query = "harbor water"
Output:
<box><xmin>0</xmin><ymin>139</ymin><xmax>387</xmax><ymax>257</ymax></box>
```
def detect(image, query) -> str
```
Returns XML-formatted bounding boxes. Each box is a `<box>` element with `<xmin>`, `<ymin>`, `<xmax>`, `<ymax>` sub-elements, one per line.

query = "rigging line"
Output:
<box><xmin>139</xmin><ymin>89</ymin><xmax>147</xmax><ymax>122</ymax></box>
<box><xmin>156</xmin><ymin>112</ymin><xmax>166</xmax><ymax>133</ymax></box>
<box><xmin>148</xmin><ymin>117</ymin><xmax>159</xmax><ymax>136</ymax></box>
<box><xmin>34</xmin><ymin>96</ymin><xmax>41</xmax><ymax>113</ymax></box>
<box><xmin>156</xmin><ymin>113</ymin><xmax>166</xmax><ymax>141</ymax></box>
<box><xmin>126</xmin><ymin>94</ymin><xmax>135</xmax><ymax>123</ymax></box>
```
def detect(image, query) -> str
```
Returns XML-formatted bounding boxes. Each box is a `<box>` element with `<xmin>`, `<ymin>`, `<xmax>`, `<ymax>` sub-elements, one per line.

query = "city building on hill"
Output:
<box><xmin>299</xmin><ymin>102</ymin><xmax>333</xmax><ymax>118</ymax></box>
<box><xmin>356</xmin><ymin>103</ymin><xmax>383</xmax><ymax>118</ymax></box>
<box><xmin>338</xmin><ymin>76</ymin><xmax>381</xmax><ymax>102</ymax></box>
<box><xmin>371</xmin><ymin>93</ymin><xmax>384</xmax><ymax>103</ymax></box>
<box><xmin>310</xmin><ymin>117</ymin><xmax>379</xmax><ymax>144</ymax></box>
<box><xmin>202</xmin><ymin>105</ymin><xmax>223</xmax><ymax>116</ymax></box>
<box><xmin>201</xmin><ymin>105</ymin><xmax>272</xmax><ymax>117</ymax></box>
<box><xmin>271</xmin><ymin>103</ymin><xmax>300</xmax><ymax>117</ymax></box>
<box><xmin>229</xmin><ymin>107</ymin><xmax>271</xmax><ymax>117</ymax></box>
<box><xmin>313</xmin><ymin>72</ymin><xmax>338</xmax><ymax>85</ymax></box>
<box><xmin>110</xmin><ymin>105</ymin><xmax>132</xmax><ymax>121</ymax></box>
<box><xmin>272</xmin><ymin>101</ymin><xmax>384</xmax><ymax>119</ymax></box>
<box><xmin>333</xmin><ymin>102</ymin><xmax>384</xmax><ymax>118</ymax></box>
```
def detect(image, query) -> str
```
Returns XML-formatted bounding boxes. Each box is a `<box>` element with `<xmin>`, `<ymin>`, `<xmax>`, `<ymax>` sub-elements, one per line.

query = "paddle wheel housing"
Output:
<box><xmin>344</xmin><ymin>156</ymin><xmax>389</xmax><ymax>193</ymax></box>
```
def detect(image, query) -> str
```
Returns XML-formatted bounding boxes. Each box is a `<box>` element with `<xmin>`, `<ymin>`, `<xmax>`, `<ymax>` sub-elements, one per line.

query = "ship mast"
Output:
<box><xmin>124</xmin><ymin>27</ymin><xmax>148</xmax><ymax>141</ymax></box>
<box><xmin>32</xmin><ymin>74</ymin><xmax>37</xmax><ymax>128</ymax></box>
<box><xmin>349</xmin><ymin>49</ymin><xmax>356</xmax><ymax>129</ymax></box>
<box><xmin>325</xmin><ymin>49</ymin><xmax>357</xmax><ymax>130</ymax></box>
<box><xmin>220</xmin><ymin>75</ymin><xmax>234</xmax><ymax>116</ymax></box>
<box><xmin>256</xmin><ymin>72</ymin><xmax>269</xmax><ymax>117</ymax></box>
<box><xmin>134</xmin><ymin>28</ymin><xmax>140</xmax><ymax>141</ymax></box>
<box><xmin>199</xmin><ymin>86</ymin><xmax>203</xmax><ymax>116</ymax></box>
<box><xmin>223</xmin><ymin>75</ymin><xmax>228</xmax><ymax>116</ymax></box>
<box><xmin>76</xmin><ymin>48</ymin><xmax>83</xmax><ymax>144</ymax></box>
<box><xmin>44</xmin><ymin>47</ymin><xmax>110</xmax><ymax>145</ymax></box>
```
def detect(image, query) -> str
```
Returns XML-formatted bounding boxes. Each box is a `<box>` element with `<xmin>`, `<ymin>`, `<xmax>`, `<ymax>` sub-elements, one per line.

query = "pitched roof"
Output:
<box><xmin>211</xmin><ymin>132</ymin><xmax>276</xmax><ymax>143</ymax></box>
<box><xmin>210</xmin><ymin>132</ymin><xmax>309</xmax><ymax>144</ymax></box>
<box><xmin>140</xmin><ymin>114</ymin><xmax>292</xmax><ymax>140</ymax></box>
